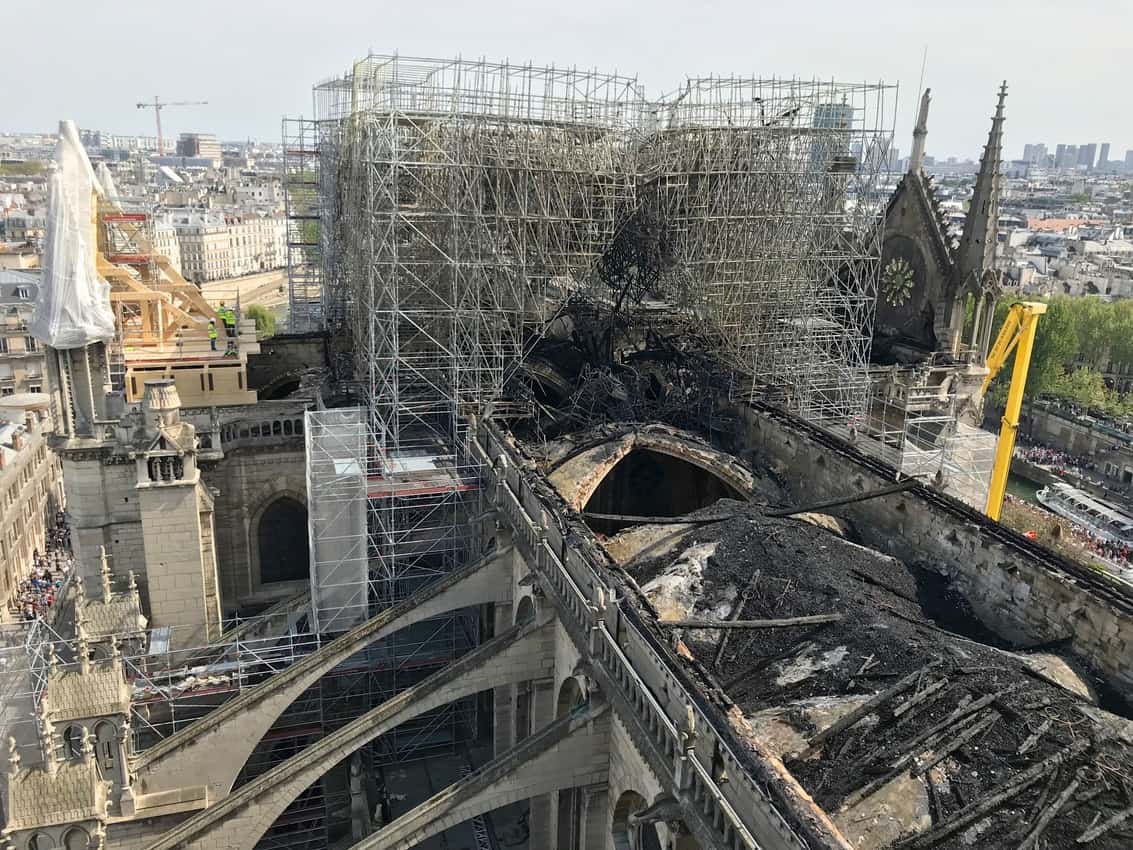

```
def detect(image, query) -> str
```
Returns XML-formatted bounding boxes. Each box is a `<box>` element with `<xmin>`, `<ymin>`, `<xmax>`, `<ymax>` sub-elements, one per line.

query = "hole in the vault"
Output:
<box><xmin>530</xmin><ymin>376</ymin><xmax>564</xmax><ymax>407</ymax></box>
<box><xmin>583</xmin><ymin>448</ymin><xmax>743</xmax><ymax>535</ymax></box>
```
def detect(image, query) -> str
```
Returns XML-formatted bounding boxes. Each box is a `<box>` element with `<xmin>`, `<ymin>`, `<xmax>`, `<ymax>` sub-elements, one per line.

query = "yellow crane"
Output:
<box><xmin>980</xmin><ymin>301</ymin><xmax>1047</xmax><ymax>521</ymax></box>
<box><xmin>136</xmin><ymin>97</ymin><xmax>208</xmax><ymax>155</ymax></box>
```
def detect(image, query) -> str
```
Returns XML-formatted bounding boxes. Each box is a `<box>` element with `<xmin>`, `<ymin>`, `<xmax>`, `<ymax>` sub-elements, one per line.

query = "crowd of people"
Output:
<box><xmin>11</xmin><ymin>513</ymin><xmax>73</xmax><ymax>623</ymax></box>
<box><xmin>1015</xmin><ymin>441</ymin><xmax>1099</xmax><ymax>483</ymax></box>
<box><xmin>1082</xmin><ymin>532</ymin><xmax>1133</xmax><ymax>569</ymax></box>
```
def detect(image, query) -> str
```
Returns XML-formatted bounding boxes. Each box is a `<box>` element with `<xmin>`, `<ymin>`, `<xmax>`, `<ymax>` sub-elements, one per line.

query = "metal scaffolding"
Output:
<box><xmin>294</xmin><ymin>56</ymin><xmax>894</xmax><ymax>427</ymax></box>
<box><xmin>839</xmin><ymin>372</ymin><xmax>998</xmax><ymax>508</ymax></box>
<box><xmin>279</xmin><ymin>53</ymin><xmax>897</xmax><ymax>850</ymax></box>
<box><xmin>319</xmin><ymin>55</ymin><xmax>641</xmax><ymax>435</ymax></box>
<box><xmin>641</xmin><ymin>77</ymin><xmax>894</xmax><ymax>423</ymax></box>
<box><xmin>282</xmin><ymin>118</ymin><xmax>324</xmax><ymax>333</ymax></box>
<box><xmin>307</xmin><ymin>55</ymin><xmax>644</xmax><ymax>630</ymax></box>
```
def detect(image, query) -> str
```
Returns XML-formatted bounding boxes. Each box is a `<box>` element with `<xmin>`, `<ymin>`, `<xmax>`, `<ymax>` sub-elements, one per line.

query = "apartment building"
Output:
<box><xmin>176</xmin><ymin>133</ymin><xmax>223</xmax><ymax>167</ymax></box>
<box><xmin>0</xmin><ymin>414</ymin><xmax>63</xmax><ymax>613</ymax></box>
<box><xmin>173</xmin><ymin>212</ymin><xmax>286</xmax><ymax>283</ymax></box>
<box><xmin>175</xmin><ymin>216</ymin><xmax>232</xmax><ymax>283</ymax></box>
<box><xmin>227</xmin><ymin>213</ymin><xmax>287</xmax><ymax>276</ymax></box>
<box><xmin>230</xmin><ymin>181</ymin><xmax>284</xmax><ymax>209</ymax></box>
<box><xmin>0</xmin><ymin>271</ymin><xmax>48</xmax><ymax>397</ymax></box>
<box><xmin>0</xmin><ymin>245</ymin><xmax>38</xmax><ymax>270</ymax></box>
<box><xmin>151</xmin><ymin>220</ymin><xmax>183</xmax><ymax>275</ymax></box>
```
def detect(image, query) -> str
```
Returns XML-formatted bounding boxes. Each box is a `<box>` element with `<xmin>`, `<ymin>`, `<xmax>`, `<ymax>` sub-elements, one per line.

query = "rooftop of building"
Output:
<box><xmin>0</xmin><ymin>415</ymin><xmax>46</xmax><ymax>471</ymax></box>
<box><xmin>0</xmin><ymin>267</ymin><xmax>39</xmax><ymax>299</ymax></box>
<box><xmin>1028</xmin><ymin>217</ymin><xmax>1108</xmax><ymax>232</ymax></box>
<box><xmin>44</xmin><ymin>656</ymin><xmax>132</xmax><ymax>723</ymax></box>
<box><xmin>5</xmin><ymin>757</ymin><xmax>107</xmax><ymax>832</ymax></box>
<box><xmin>494</xmin><ymin>306</ymin><xmax>1133</xmax><ymax>849</ymax></box>
<box><xmin>78</xmin><ymin>590</ymin><xmax>148</xmax><ymax>642</ymax></box>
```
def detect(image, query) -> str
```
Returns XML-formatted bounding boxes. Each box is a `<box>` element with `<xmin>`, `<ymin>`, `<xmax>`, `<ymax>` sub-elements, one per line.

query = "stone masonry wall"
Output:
<box><xmin>138</xmin><ymin>480</ymin><xmax>219</xmax><ymax>649</ymax></box>
<box><xmin>730</xmin><ymin>402</ymin><xmax>1133</xmax><ymax>699</ymax></box>
<box><xmin>246</xmin><ymin>333</ymin><xmax>328</xmax><ymax>398</ymax></box>
<box><xmin>61</xmin><ymin>456</ymin><xmax>145</xmax><ymax>588</ymax></box>
<box><xmin>201</xmin><ymin>444</ymin><xmax>306</xmax><ymax>612</ymax></box>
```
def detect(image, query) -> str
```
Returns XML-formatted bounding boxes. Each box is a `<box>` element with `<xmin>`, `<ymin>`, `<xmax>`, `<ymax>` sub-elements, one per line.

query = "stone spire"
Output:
<box><xmin>908</xmin><ymin>88</ymin><xmax>931</xmax><ymax>175</ymax></box>
<box><xmin>76</xmin><ymin>620</ymin><xmax>91</xmax><ymax>676</ymax></box>
<box><xmin>955</xmin><ymin>81</ymin><xmax>1007</xmax><ymax>287</ymax></box>
<box><xmin>82</xmin><ymin>727</ymin><xmax>97</xmax><ymax>767</ymax></box>
<box><xmin>99</xmin><ymin>546</ymin><xmax>113</xmax><ymax>601</ymax></box>
<box><xmin>7</xmin><ymin>737</ymin><xmax>20</xmax><ymax>778</ymax></box>
<box><xmin>39</xmin><ymin>715</ymin><xmax>57</xmax><ymax>775</ymax></box>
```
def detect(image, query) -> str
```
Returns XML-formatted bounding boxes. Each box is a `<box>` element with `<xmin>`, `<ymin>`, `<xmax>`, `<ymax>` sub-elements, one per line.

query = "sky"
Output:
<box><xmin>6</xmin><ymin>0</ymin><xmax>1131</xmax><ymax>161</ymax></box>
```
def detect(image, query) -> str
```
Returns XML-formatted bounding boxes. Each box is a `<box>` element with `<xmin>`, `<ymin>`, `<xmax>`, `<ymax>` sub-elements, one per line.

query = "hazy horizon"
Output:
<box><xmin>7</xmin><ymin>0</ymin><xmax>1131</xmax><ymax>161</ymax></box>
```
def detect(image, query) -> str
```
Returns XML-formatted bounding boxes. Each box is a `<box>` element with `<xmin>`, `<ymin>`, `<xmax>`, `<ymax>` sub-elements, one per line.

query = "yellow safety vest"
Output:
<box><xmin>208</xmin><ymin>324</ymin><xmax>218</xmax><ymax>339</ymax></box>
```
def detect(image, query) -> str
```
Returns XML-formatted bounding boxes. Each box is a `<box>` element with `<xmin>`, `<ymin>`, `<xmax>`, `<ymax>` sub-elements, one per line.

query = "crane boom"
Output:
<box><xmin>135</xmin><ymin>97</ymin><xmax>208</xmax><ymax>155</ymax></box>
<box><xmin>981</xmin><ymin>301</ymin><xmax>1047</xmax><ymax>521</ymax></box>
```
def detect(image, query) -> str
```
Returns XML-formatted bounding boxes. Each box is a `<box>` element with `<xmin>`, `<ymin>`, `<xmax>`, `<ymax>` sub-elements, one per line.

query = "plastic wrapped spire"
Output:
<box><xmin>96</xmin><ymin>162</ymin><xmax>120</xmax><ymax>201</ymax></box>
<box><xmin>29</xmin><ymin>120</ymin><xmax>116</xmax><ymax>349</ymax></box>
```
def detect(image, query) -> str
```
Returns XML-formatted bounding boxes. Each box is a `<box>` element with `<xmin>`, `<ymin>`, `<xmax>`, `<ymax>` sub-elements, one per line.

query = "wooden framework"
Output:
<box><xmin>94</xmin><ymin>200</ymin><xmax>259</xmax><ymax>405</ymax></box>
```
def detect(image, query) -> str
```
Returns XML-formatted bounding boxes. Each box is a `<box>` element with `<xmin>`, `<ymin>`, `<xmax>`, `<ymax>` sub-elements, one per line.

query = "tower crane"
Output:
<box><xmin>136</xmin><ymin>97</ymin><xmax>208</xmax><ymax>155</ymax></box>
<box><xmin>979</xmin><ymin>301</ymin><xmax>1047</xmax><ymax>521</ymax></box>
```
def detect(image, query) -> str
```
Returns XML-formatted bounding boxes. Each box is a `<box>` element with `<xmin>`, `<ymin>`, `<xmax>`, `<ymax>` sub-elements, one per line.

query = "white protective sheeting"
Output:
<box><xmin>29</xmin><ymin>120</ymin><xmax>116</xmax><ymax>349</ymax></box>
<box><xmin>96</xmin><ymin>162</ymin><xmax>120</xmax><ymax>201</ymax></box>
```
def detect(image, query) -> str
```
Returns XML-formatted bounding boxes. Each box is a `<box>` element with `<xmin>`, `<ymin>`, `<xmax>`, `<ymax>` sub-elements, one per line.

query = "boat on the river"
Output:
<box><xmin>1036</xmin><ymin>482</ymin><xmax>1133</xmax><ymax>545</ymax></box>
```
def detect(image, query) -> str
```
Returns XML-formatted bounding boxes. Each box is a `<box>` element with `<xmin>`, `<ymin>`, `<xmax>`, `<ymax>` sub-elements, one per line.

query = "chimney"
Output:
<box><xmin>11</xmin><ymin>432</ymin><xmax>21</xmax><ymax>451</ymax></box>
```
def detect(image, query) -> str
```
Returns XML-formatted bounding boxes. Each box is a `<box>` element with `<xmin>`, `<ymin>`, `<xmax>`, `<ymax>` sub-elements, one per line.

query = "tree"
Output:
<box><xmin>0</xmin><ymin>161</ymin><xmax>45</xmax><ymax>176</ymax></box>
<box><xmin>989</xmin><ymin>295</ymin><xmax>1078</xmax><ymax>401</ymax></box>
<box><xmin>1050</xmin><ymin>366</ymin><xmax>1110</xmax><ymax>409</ymax></box>
<box><xmin>1028</xmin><ymin>296</ymin><xmax>1080</xmax><ymax>396</ymax></box>
<box><xmin>245</xmin><ymin>304</ymin><xmax>276</xmax><ymax>339</ymax></box>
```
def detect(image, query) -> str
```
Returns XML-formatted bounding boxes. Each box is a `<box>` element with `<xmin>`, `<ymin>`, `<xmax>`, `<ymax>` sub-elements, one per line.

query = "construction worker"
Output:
<box><xmin>219</xmin><ymin>302</ymin><xmax>236</xmax><ymax>338</ymax></box>
<box><xmin>207</xmin><ymin>319</ymin><xmax>218</xmax><ymax>351</ymax></box>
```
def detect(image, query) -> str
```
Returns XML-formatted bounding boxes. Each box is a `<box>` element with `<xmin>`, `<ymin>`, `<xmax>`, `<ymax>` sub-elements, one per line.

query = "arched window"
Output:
<box><xmin>257</xmin><ymin>497</ymin><xmax>310</xmax><ymax>584</ymax></box>
<box><xmin>94</xmin><ymin>721</ymin><xmax>117</xmax><ymax>778</ymax></box>
<box><xmin>27</xmin><ymin>832</ymin><xmax>53</xmax><ymax>850</ymax></box>
<box><xmin>556</xmin><ymin>677</ymin><xmax>585</xmax><ymax>720</ymax></box>
<box><xmin>514</xmin><ymin>596</ymin><xmax>535</xmax><ymax>625</ymax></box>
<box><xmin>612</xmin><ymin>791</ymin><xmax>663</xmax><ymax>850</ymax></box>
<box><xmin>62</xmin><ymin>827</ymin><xmax>89</xmax><ymax>850</ymax></box>
<box><xmin>62</xmin><ymin>725</ymin><xmax>83</xmax><ymax>760</ymax></box>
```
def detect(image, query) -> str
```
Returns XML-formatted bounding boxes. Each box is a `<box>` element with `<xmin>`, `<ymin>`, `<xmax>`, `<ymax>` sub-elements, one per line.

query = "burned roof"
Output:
<box><xmin>605</xmin><ymin>500</ymin><xmax>1133</xmax><ymax>849</ymax></box>
<box><xmin>508</xmin><ymin>412</ymin><xmax>1133</xmax><ymax>849</ymax></box>
<box><xmin>499</xmin><ymin>302</ymin><xmax>1133</xmax><ymax>848</ymax></box>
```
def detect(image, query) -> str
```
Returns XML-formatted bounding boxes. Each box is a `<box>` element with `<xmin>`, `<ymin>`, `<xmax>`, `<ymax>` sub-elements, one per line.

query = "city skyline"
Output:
<box><xmin>9</xmin><ymin>124</ymin><xmax>1133</xmax><ymax>168</ymax></box>
<box><xmin>4</xmin><ymin>0</ymin><xmax>1131</xmax><ymax>162</ymax></box>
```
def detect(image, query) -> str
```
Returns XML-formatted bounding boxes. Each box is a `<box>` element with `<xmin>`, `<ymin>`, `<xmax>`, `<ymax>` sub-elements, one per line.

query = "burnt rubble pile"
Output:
<box><xmin>506</xmin><ymin>307</ymin><xmax>740</xmax><ymax>443</ymax></box>
<box><xmin>616</xmin><ymin>504</ymin><xmax>1133</xmax><ymax>850</ymax></box>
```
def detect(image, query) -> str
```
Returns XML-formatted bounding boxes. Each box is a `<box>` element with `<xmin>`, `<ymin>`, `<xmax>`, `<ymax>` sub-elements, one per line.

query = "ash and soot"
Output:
<box><xmin>607</xmin><ymin>497</ymin><xmax>1133</xmax><ymax>850</ymax></box>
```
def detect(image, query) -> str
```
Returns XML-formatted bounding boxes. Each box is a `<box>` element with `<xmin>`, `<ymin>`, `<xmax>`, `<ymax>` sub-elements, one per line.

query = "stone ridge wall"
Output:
<box><xmin>61</xmin><ymin>455</ymin><xmax>144</xmax><ymax>587</ymax></box>
<box><xmin>246</xmin><ymin>333</ymin><xmax>328</xmax><ymax>396</ymax></box>
<box><xmin>729</xmin><ymin>402</ymin><xmax>1133</xmax><ymax>699</ymax></box>
<box><xmin>202</xmin><ymin>443</ymin><xmax>307</xmax><ymax>611</ymax></box>
<box><xmin>477</xmin><ymin>423</ymin><xmax>847</xmax><ymax>850</ymax></box>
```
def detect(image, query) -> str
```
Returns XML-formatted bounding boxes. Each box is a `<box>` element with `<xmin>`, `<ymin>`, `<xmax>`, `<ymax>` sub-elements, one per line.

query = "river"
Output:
<box><xmin>1006</xmin><ymin>472</ymin><xmax>1041</xmax><ymax>505</ymax></box>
